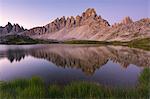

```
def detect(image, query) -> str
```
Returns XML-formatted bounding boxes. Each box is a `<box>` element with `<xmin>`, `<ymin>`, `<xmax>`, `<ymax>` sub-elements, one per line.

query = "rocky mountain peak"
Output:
<box><xmin>84</xmin><ymin>8</ymin><xmax>97</xmax><ymax>18</ymax></box>
<box><xmin>112</xmin><ymin>16</ymin><xmax>133</xmax><ymax>27</ymax></box>
<box><xmin>2</xmin><ymin>22</ymin><xmax>13</xmax><ymax>33</ymax></box>
<box><xmin>11</xmin><ymin>24</ymin><xmax>25</xmax><ymax>33</ymax></box>
<box><xmin>75</xmin><ymin>15</ymin><xmax>82</xmax><ymax>26</ymax></box>
<box><xmin>121</xmin><ymin>16</ymin><xmax>133</xmax><ymax>24</ymax></box>
<box><xmin>0</xmin><ymin>22</ymin><xmax>25</xmax><ymax>35</ymax></box>
<box><xmin>6</xmin><ymin>22</ymin><xmax>13</xmax><ymax>29</ymax></box>
<box><xmin>80</xmin><ymin>8</ymin><xmax>110</xmax><ymax>28</ymax></box>
<box><xmin>6</xmin><ymin>22</ymin><xmax>13</xmax><ymax>27</ymax></box>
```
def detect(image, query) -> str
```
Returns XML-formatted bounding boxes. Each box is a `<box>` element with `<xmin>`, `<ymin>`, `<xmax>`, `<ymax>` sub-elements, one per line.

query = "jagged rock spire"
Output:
<box><xmin>121</xmin><ymin>16</ymin><xmax>133</xmax><ymax>24</ymax></box>
<box><xmin>84</xmin><ymin>8</ymin><xmax>97</xmax><ymax>18</ymax></box>
<box><xmin>1</xmin><ymin>22</ymin><xmax>25</xmax><ymax>34</ymax></box>
<box><xmin>2</xmin><ymin>22</ymin><xmax>13</xmax><ymax>33</ymax></box>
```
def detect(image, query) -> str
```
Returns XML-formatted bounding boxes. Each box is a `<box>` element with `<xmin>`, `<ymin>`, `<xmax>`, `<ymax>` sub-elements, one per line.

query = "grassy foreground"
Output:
<box><xmin>0</xmin><ymin>68</ymin><xmax>149</xmax><ymax>99</ymax></box>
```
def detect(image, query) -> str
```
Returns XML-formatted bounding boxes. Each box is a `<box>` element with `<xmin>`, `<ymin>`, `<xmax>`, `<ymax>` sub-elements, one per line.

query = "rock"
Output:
<box><xmin>84</xmin><ymin>8</ymin><xmax>97</xmax><ymax>18</ymax></box>
<box><xmin>100</xmin><ymin>19</ymin><xmax>110</xmax><ymax>27</ymax></box>
<box><xmin>0</xmin><ymin>22</ymin><xmax>25</xmax><ymax>36</ymax></box>
<box><xmin>53</xmin><ymin>18</ymin><xmax>60</xmax><ymax>29</ymax></box>
<box><xmin>59</xmin><ymin>16</ymin><xmax>66</xmax><ymax>29</ymax></box>
<box><xmin>66</xmin><ymin>16</ymin><xmax>75</xmax><ymax>28</ymax></box>
<box><xmin>66</xmin><ymin>17</ymin><xmax>71</xmax><ymax>28</ymax></box>
<box><xmin>2</xmin><ymin>22</ymin><xmax>13</xmax><ymax>33</ymax></box>
<box><xmin>49</xmin><ymin>22</ymin><xmax>58</xmax><ymax>32</ymax></box>
<box><xmin>112</xmin><ymin>17</ymin><xmax>133</xmax><ymax>27</ymax></box>
<box><xmin>121</xmin><ymin>16</ymin><xmax>133</xmax><ymax>24</ymax></box>
<box><xmin>75</xmin><ymin>15</ymin><xmax>82</xmax><ymax>26</ymax></box>
<box><xmin>95</xmin><ymin>15</ymin><xmax>102</xmax><ymax>21</ymax></box>
<box><xmin>70</xmin><ymin>16</ymin><xmax>75</xmax><ymax>27</ymax></box>
<box><xmin>11</xmin><ymin>24</ymin><xmax>25</xmax><ymax>33</ymax></box>
<box><xmin>25</xmin><ymin>27</ymin><xmax>46</xmax><ymax>35</ymax></box>
<box><xmin>0</xmin><ymin>26</ymin><xmax>4</xmax><ymax>33</ymax></box>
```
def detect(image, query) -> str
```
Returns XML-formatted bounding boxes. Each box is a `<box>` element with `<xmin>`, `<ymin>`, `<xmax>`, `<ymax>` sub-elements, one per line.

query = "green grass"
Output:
<box><xmin>64</xmin><ymin>40</ymin><xmax>111</xmax><ymax>44</ymax></box>
<box><xmin>63</xmin><ymin>40</ymin><xmax>127</xmax><ymax>46</ymax></box>
<box><xmin>128</xmin><ymin>38</ymin><xmax>150</xmax><ymax>51</ymax></box>
<box><xmin>0</xmin><ymin>68</ymin><xmax>149</xmax><ymax>98</ymax></box>
<box><xmin>0</xmin><ymin>35</ymin><xmax>39</xmax><ymax>44</ymax></box>
<box><xmin>138</xmin><ymin>68</ymin><xmax>150</xmax><ymax>97</ymax></box>
<box><xmin>64</xmin><ymin>38</ymin><xmax>150</xmax><ymax>51</ymax></box>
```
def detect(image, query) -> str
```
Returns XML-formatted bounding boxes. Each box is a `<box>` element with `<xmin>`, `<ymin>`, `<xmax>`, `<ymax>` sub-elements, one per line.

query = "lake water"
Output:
<box><xmin>0</xmin><ymin>44</ymin><xmax>149</xmax><ymax>88</ymax></box>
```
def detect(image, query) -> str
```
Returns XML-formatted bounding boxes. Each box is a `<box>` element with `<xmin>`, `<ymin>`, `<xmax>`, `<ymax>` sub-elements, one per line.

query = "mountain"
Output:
<box><xmin>22</xmin><ymin>8</ymin><xmax>109</xmax><ymax>40</ymax></box>
<box><xmin>1</xmin><ymin>8</ymin><xmax>150</xmax><ymax>41</ymax></box>
<box><xmin>22</xmin><ymin>8</ymin><xmax>111</xmax><ymax>40</ymax></box>
<box><xmin>21</xmin><ymin>8</ymin><xmax>150</xmax><ymax>41</ymax></box>
<box><xmin>90</xmin><ymin>18</ymin><xmax>150</xmax><ymax>41</ymax></box>
<box><xmin>0</xmin><ymin>22</ymin><xmax>25</xmax><ymax>37</ymax></box>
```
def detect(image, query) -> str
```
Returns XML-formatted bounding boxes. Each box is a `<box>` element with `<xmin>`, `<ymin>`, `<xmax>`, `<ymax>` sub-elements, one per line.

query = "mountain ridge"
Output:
<box><xmin>0</xmin><ymin>22</ymin><xmax>25</xmax><ymax>37</ymax></box>
<box><xmin>0</xmin><ymin>8</ymin><xmax>150</xmax><ymax>41</ymax></box>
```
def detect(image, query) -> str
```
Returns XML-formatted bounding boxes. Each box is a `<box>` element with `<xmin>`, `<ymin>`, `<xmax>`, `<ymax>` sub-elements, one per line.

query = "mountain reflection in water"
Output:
<box><xmin>0</xmin><ymin>44</ymin><xmax>149</xmax><ymax>87</ymax></box>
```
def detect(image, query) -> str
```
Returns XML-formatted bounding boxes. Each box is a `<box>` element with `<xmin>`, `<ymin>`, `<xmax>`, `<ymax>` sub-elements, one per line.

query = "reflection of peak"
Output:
<box><xmin>7</xmin><ymin>49</ymin><xmax>26</xmax><ymax>63</ymax></box>
<box><xmin>30</xmin><ymin>49</ymin><xmax>109</xmax><ymax>76</ymax></box>
<box><xmin>1</xmin><ymin>45</ymin><xmax>149</xmax><ymax>75</ymax></box>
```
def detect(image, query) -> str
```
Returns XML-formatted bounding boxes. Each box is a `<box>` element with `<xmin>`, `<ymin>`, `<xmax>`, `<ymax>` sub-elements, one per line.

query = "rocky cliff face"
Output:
<box><xmin>90</xmin><ymin>18</ymin><xmax>150</xmax><ymax>41</ymax></box>
<box><xmin>0</xmin><ymin>22</ymin><xmax>25</xmax><ymax>37</ymax></box>
<box><xmin>112</xmin><ymin>17</ymin><xmax>133</xmax><ymax>27</ymax></box>
<box><xmin>1</xmin><ymin>8</ymin><xmax>150</xmax><ymax>41</ymax></box>
<box><xmin>23</xmin><ymin>8</ymin><xmax>110</xmax><ymax>40</ymax></box>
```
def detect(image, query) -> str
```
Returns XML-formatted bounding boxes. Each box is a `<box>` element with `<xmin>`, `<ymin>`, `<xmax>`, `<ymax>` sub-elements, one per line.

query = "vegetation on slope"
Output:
<box><xmin>0</xmin><ymin>35</ymin><xmax>60</xmax><ymax>44</ymax></box>
<box><xmin>128</xmin><ymin>38</ymin><xmax>150</xmax><ymax>51</ymax></box>
<box><xmin>64</xmin><ymin>38</ymin><xmax>150</xmax><ymax>51</ymax></box>
<box><xmin>64</xmin><ymin>40</ymin><xmax>110</xmax><ymax>44</ymax></box>
<box><xmin>0</xmin><ymin>35</ymin><xmax>41</xmax><ymax>44</ymax></box>
<box><xmin>0</xmin><ymin>68</ymin><xmax>149</xmax><ymax>99</ymax></box>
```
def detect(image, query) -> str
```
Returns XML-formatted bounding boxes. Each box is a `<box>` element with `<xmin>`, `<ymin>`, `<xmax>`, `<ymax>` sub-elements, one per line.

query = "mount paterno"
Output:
<box><xmin>1</xmin><ymin>8</ymin><xmax>150</xmax><ymax>41</ymax></box>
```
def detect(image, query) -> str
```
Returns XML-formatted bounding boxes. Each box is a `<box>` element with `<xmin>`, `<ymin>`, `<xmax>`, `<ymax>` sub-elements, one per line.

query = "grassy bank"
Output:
<box><xmin>64</xmin><ymin>40</ymin><xmax>111</xmax><ymax>44</ymax></box>
<box><xmin>128</xmin><ymin>38</ymin><xmax>150</xmax><ymax>51</ymax></box>
<box><xmin>64</xmin><ymin>38</ymin><xmax>150</xmax><ymax>51</ymax></box>
<box><xmin>0</xmin><ymin>68</ymin><xmax>149</xmax><ymax>98</ymax></box>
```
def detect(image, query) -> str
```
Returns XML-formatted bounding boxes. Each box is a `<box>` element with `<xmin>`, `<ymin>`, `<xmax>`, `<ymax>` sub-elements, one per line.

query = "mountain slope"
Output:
<box><xmin>1</xmin><ymin>8</ymin><xmax>150</xmax><ymax>41</ymax></box>
<box><xmin>0</xmin><ymin>22</ymin><xmax>25</xmax><ymax>37</ymax></box>
<box><xmin>22</xmin><ymin>8</ymin><xmax>111</xmax><ymax>40</ymax></box>
<box><xmin>21</xmin><ymin>8</ymin><xmax>150</xmax><ymax>41</ymax></box>
<box><xmin>90</xmin><ymin>18</ymin><xmax>150</xmax><ymax>41</ymax></box>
